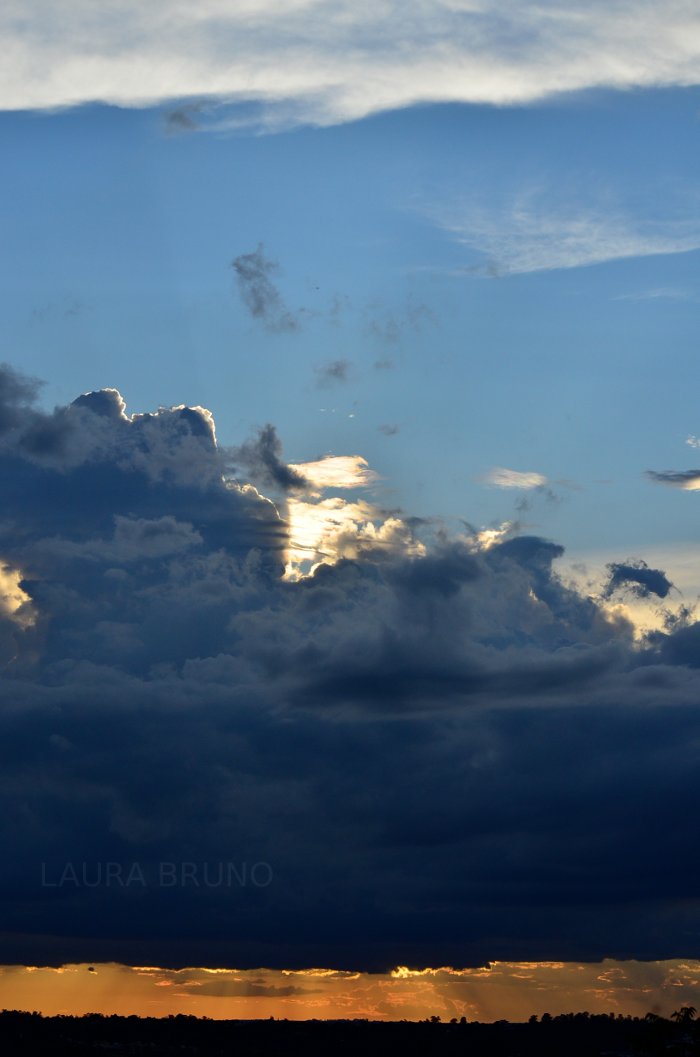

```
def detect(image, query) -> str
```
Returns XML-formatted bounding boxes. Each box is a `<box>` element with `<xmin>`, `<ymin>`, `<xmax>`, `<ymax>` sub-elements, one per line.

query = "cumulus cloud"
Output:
<box><xmin>4</xmin><ymin>365</ymin><xmax>700</xmax><ymax>971</ymax></box>
<box><xmin>3</xmin><ymin>3</ymin><xmax>700</xmax><ymax>127</ymax></box>
<box><xmin>231</xmin><ymin>245</ymin><xmax>302</xmax><ymax>333</ymax></box>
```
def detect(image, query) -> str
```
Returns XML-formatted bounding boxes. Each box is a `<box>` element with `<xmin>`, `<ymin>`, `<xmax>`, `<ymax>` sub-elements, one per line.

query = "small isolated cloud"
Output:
<box><xmin>378</xmin><ymin>424</ymin><xmax>399</xmax><ymax>436</ymax></box>
<box><xmin>686</xmin><ymin>436</ymin><xmax>700</xmax><ymax>448</ymax></box>
<box><xmin>229</xmin><ymin>424</ymin><xmax>309</xmax><ymax>494</ymax></box>
<box><xmin>485</xmin><ymin>467</ymin><xmax>548</xmax><ymax>489</ymax></box>
<box><xmin>231</xmin><ymin>245</ymin><xmax>301</xmax><ymax>333</ymax></box>
<box><xmin>314</xmin><ymin>359</ymin><xmax>350</xmax><ymax>387</ymax></box>
<box><xmin>164</xmin><ymin>104</ymin><xmax>202</xmax><ymax>135</ymax></box>
<box><xmin>603</xmin><ymin>559</ymin><xmax>674</xmax><ymax>601</ymax></box>
<box><xmin>646</xmin><ymin>469</ymin><xmax>700</xmax><ymax>490</ymax></box>
<box><xmin>288</xmin><ymin>454</ymin><xmax>378</xmax><ymax>493</ymax></box>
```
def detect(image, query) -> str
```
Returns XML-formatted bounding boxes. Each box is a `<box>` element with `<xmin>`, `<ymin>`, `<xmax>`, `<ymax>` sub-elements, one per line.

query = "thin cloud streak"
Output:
<box><xmin>485</xmin><ymin>467</ymin><xmax>548</xmax><ymax>489</ymax></box>
<box><xmin>430</xmin><ymin>194</ymin><xmax>700</xmax><ymax>275</ymax></box>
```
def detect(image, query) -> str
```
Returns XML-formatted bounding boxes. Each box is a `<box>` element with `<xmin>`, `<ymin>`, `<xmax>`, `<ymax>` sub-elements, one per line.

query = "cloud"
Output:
<box><xmin>3</xmin><ymin>3</ymin><xmax>700</xmax><ymax>127</ymax></box>
<box><xmin>163</xmin><ymin>104</ymin><xmax>202</xmax><ymax>135</ymax></box>
<box><xmin>7</xmin><ymin>958</ymin><xmax>700</xmax><ymax>1020</ymax></box>
<box><xmin>378</xmin><ymin>424</ymin><xmax>399</xmax><ymax>436</ymax></box>
<box><xmin>646</xmin><ymin>468</ymin><xmax>700</xmax><ymax>490</ymax></box>
<box><xmin>314</xmin><ymin>359</ymin><xmax>350</xmax><ymax>387</ymax></box>
<box><xmin>485</xmin><ymin>467</ymin><xmax>548</xmax><ymax>489</ymax></box>
<box><xmin>231</xmin><ymin>245</ymin><xmax>301</xmax><ymax>333</ymax></box>
<box><xmin>0</xmin><ymin>363</ymin><xmax>44</xmax><ymax>435</ymax></box>
<box><xmin>365</xmin><ymin>298</ymin><xmax>438</xmax><ymax>347</ymax></box>
<box><xmin>230</xmin><ymin>424</ymin><xmax>309</xmax><ymax>494</ymax></box>
<box><xmin>430</xmin><ymin>192</ymin><xmax>700</xmax><ymax>275</ymax></box>
<box><xmin>603</xmin><ymin>559</ymin><xmax>675</xmax><ymax>600</ymax></box>
<box><xmin>5</xmin><ymin>366</ymin><xmax>700</xmax><ymax>971</ymax></box>
<box><xmin>288</xmin><ymin>454</ymin><xmax>379</xmax><ymax>492</ymax></box>
<box><xmin>612</xmin><ymin>287</ymin><xmax>696</xmax><ymax>302</ymax></box>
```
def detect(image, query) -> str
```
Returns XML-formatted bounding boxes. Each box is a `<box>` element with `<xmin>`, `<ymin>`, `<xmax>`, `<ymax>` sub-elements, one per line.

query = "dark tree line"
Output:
<box><xmin>1</xmin><ymin>1006</ymin><xmax>699</xmax><ymax>1056</ymax></box>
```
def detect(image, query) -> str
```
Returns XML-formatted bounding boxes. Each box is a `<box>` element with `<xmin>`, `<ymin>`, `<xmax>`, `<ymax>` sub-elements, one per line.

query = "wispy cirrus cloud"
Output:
<box><xmin>429</xmin><ymin>191</ymin><xmax>700</xmax><ymax>275</ymax></box>
<box><xmin>3</xmin><ymin>3</ymin><xmax>700</xmax><ymax>127</ymax></box>
<box><xmin>612</xmin><ymin>286</ymin><xmax>696</xmax><ymax>302</ymax></box>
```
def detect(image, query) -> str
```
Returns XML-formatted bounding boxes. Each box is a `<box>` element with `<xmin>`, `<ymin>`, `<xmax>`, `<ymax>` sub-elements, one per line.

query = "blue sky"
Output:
<box><xmin>2</xmin><ymin>85</ymin><xmax>700</xmax><ymax>561</ymax></box>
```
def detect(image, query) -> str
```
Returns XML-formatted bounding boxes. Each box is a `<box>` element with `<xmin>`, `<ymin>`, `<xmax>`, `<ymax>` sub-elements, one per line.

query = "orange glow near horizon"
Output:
<box><xmin>3</xmin><ymin>960</ymin><xmax>700</xmax><ymax>1021</ymax></box>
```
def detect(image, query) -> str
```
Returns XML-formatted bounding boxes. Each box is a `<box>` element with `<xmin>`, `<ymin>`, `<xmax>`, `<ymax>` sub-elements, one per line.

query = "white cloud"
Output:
<box><xmin>289</xmin><ymin>454</ymin><xmax>379</xmax><ymax>492</ymax></box>
<box><xmin>485</xmin><ymin>467</ymin><xmax>548</xmax><ymax>489</ymax></box>
<box><xmin>430</xmin><ymin>192</ymin><xmax>700</xmax><ymax>275</ymax></box>
<box><xmin>283</xmin><ymin>455</ymin><xmax>417</xmax><ymax>578</ymax></box>
<box><xmin>285</xmin><ymin>496</ymin><xmax>424</xmax><ymax>578</ymax></box>
<box><xmin>612</xmin><ymin>287</ymin><xmax>696</xmax><ymax>302</ymax></box>
<box><xmin>2</xmin><ymin>2</ymin><xmax>700</xmax><ymax>124</ymax></box>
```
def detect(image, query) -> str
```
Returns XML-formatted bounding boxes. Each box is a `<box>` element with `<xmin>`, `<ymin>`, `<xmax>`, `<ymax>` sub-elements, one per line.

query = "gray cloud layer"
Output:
<box><xmin>2</xmin><ymin>365</ymin><xmax>700</xmax><ymax>970</ymax></box>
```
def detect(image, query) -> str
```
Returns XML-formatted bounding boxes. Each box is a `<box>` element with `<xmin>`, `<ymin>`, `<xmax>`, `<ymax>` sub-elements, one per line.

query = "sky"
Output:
<box><xmin>2</xmin><ymin>0</ymin><xmax>700</xmax><ymax>1021</ymax></box>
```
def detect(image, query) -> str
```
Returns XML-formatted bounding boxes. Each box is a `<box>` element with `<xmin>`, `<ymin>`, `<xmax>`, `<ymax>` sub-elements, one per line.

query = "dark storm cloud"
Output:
<box><xmin>5</xmin><ymin>366</ymin><xmax>700</xmax><ymax>970</ymax></box>
<box><xmin>646</xmin><ymin>468</ymin><xmax>700</xmax><ymax>488</ymax></box>
<box><xmin>0</xmin><ymin>363</ymin><xmax>43</xmax><ymax>434</ymax></box>
<box><xmin>314</xmin><ymin>358</ymin><xmax>350</xmax><ymax>387</ymax></box>
<box><xmin>231</xmin><ymin>245</ymin><xmax>302</xmax><ymax>333</ymax></box>
<box><xmin>603</xmin><ymin>559</ymin><xmax>674</xmax><ymax>600</ymax></box>
<box><xmin>230</xmin><ymin>423</ymin><xmax>308</xmax><ymax>493</ymax></box>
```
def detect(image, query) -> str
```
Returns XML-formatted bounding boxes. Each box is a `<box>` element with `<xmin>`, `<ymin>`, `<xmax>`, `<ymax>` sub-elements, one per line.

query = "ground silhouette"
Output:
<box><xmin>1</xmin><ymin>1007</ymin><xmax>700</xmax><ymax>1055</ymax></box>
